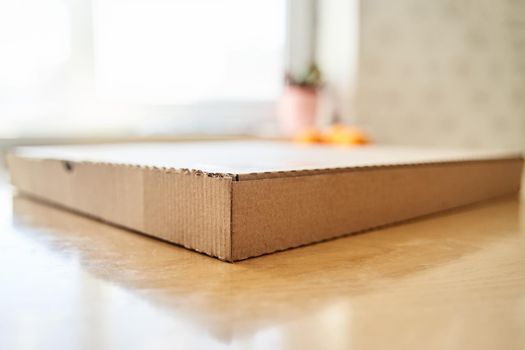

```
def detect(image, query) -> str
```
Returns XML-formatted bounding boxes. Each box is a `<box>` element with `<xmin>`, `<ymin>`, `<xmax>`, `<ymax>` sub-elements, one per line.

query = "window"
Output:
<box><xmin>0</xmin><ymin>0</ymin><xmax>290</xmax><ymax>137</ymax></box>
<box><xmin>93</xmin><ymin>0</ymin><xmax>286</xmax><ymax>104</ymax></box>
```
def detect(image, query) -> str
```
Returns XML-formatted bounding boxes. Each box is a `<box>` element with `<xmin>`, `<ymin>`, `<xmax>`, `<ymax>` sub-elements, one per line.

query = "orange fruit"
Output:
<box><xmin>322</xmin><ymin>124</ymin><xmax>369</xmax><ymax>146</ymax></box>
<box><xmin>293</xmin><ymin>128</ymin><xmax>323</xmax><ymax>144</ymax></box>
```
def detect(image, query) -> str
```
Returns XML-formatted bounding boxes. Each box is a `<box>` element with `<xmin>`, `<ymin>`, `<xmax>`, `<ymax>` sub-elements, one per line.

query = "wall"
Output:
<box><xmin>329</xmin><ymin>0</ymin><xmax>525</xmax><ymax>149</ymax></box>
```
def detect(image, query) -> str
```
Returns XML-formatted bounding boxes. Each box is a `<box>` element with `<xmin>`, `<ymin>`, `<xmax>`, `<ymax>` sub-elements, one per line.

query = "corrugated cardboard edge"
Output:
<box><xmin>6</xmin><ymin>153</ymin><xmax>234</xmax><ymax>261</ymax></box>
<box><xmin>231</xmin><ymin>157</ymin><xmax>524</xmax><ymax>261</ymax></box>
<box><xmin>237</xmin><ymin>154</ymin><xmax>525</xmax><ymax>180</ymax></box>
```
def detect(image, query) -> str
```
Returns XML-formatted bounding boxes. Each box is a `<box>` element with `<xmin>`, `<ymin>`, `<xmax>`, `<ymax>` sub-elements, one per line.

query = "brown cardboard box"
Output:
<box><xmin>6</xmin><ymin>141</ymin><xmax>523</xmax><ymax>261</ymax></box>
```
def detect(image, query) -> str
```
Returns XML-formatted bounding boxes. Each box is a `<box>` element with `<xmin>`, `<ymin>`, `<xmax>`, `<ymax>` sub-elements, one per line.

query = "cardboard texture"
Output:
<box><xmin>7</xmin><ymin>141</ymin><xmax>524</xmax><ymax>261</ymax></box>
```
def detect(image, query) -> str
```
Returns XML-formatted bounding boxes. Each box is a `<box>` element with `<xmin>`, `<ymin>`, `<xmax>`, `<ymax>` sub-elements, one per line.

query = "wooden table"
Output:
<box><xmin>1</xmin><ymin>174</ymin><xmax>524</xmax><ymax>350</ymax></box>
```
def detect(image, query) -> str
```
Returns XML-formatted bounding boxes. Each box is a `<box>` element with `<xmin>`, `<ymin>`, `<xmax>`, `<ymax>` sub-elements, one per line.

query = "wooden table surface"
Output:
<box><xmin>1</xmin><ymin>174</ymin><xmax>525</xmax><ymax>350</ymax></box>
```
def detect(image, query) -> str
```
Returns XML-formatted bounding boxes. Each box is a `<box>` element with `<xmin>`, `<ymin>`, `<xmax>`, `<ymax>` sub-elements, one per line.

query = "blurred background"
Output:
<box><xmin>0</xmin><ymin>0</ymin><xmax>524</xmax><ymax>150</ymax></box>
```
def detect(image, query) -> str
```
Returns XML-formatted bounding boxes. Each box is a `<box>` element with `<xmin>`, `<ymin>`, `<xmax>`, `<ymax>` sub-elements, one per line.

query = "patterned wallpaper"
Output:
<box><xmin>354</xmin><ymin>0</ymin><xmax>525</xmax><ymax>149</ymax></box>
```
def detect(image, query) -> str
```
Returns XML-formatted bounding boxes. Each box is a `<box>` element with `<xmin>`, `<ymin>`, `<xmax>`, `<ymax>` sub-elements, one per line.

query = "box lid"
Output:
<box><xmin>12</xmin><ymin>141</ymin><xmax>523</xmax><ymax>180</ymax></box>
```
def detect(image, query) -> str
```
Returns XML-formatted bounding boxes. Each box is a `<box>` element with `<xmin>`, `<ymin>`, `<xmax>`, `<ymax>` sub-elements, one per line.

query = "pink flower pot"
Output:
<box><xmin>278</xmin><ymin>85</ymin><xmax>319</xmax><ymax>136</ymax></box>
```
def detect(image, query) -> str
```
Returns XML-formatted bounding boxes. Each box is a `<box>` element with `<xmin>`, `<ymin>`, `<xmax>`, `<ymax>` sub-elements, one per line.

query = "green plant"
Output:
<box><xmin>285</xmin><ymin>63</ymin><xmax>322</xmax><ymax>89</ymax></box>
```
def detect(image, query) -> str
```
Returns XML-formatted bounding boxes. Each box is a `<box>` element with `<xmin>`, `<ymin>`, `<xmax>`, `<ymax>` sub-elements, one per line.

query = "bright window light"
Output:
<box><xmin>0</xmin><ymin>0</ymin><xmax>70</xmax><ymax>87</ymax></box>
<box><xmin>93</xmin><ymin>0</ymin><xmax>286</xmax><ymax>104</ymax></box>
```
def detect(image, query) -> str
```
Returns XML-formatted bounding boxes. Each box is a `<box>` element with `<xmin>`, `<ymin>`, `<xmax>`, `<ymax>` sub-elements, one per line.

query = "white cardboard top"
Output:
<box><xmin>14</xmin><ymin>141</ymin><xmax>522</xmax><ymax>176</ymax></box>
